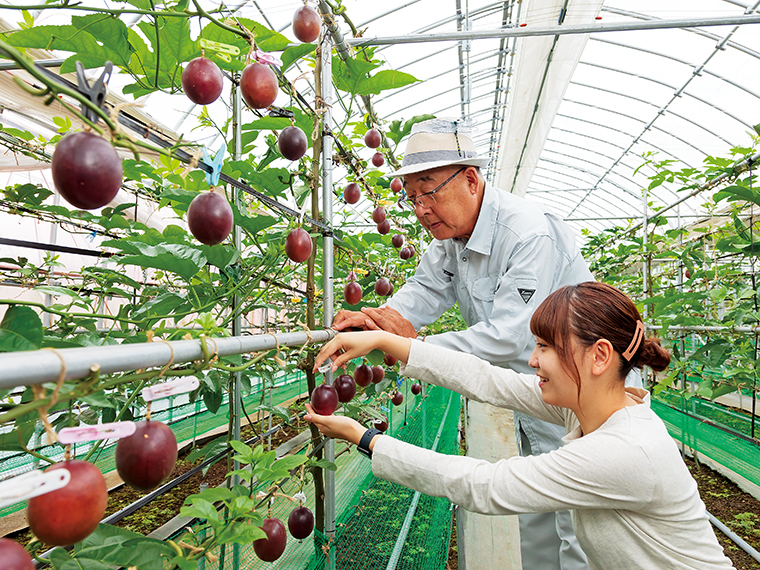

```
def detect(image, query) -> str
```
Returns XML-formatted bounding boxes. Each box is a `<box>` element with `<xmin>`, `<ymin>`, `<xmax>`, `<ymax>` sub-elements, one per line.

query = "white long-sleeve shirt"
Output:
<box><xmin>371</xmin><ymin>340</ymin><xmax>734</xmax><ymax>570</ymax></box>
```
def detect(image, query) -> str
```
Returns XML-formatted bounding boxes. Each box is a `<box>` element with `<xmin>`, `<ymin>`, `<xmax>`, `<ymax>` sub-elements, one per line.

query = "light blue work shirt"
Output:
<box><xmin>386</xmin><ymin>182</ymin><xmax>594</xmax><ymax>374</ymax></box>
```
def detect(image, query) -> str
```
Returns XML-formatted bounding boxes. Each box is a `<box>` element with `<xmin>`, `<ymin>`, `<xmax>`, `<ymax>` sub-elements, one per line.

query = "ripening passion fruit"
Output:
<box><xmin>240</xmin><ymin>62</ymin><xmax>278</xmax><ymax>109</ymax></box>
<box><xmin>27</xmin><ymin>460</ymin><xmax>108</xmax><ymax>546</ymax></box>
<box><xmin>187</xmin><ymin>191</ymin><xmax>234</xmax><ymax>246</ymax></box>
<box><xmin>292</xmin><ymin>5</ymin><xmax>321</xmax><ymax>43</ymax></box>
<box><xmin>115</xmin><ymin>420</ymin><xmax>178</xmax><ymax>491</ymax></box>
<box><xmin>181</xmin><ymin>57</ymin><xmax>224</xmax><ymax>105</ymax></box>
<box><xmin>253</xmin><ymin>518</ymin><xmax>287</xmax><ymax>562</ymax></box>
<box><xmin>285</xmin><ymin>228</ymin><xmax>313</xmax><ymax>263</ymax></box>
<box><xmin>0</xmin><ymin>538</ymin><xmax>34</xmax><ymax>570</ymax></box>
<box><xmin>51</xmin><ymin>132</ymin><xmax>122</xmax><ymax>210</ymax></box>
<box><xmin>344</xmin><ymin>281</ymin><xmax>363</xmax><ymax>306</ymax></box>
<box><xmin>278</xmin><ymin>126</ymin><xmax>308</xmax><ymax>161</ymax></box>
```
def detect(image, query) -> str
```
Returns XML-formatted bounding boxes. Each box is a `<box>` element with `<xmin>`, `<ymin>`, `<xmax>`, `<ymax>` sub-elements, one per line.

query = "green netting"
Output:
<box><xmin>177</xmin><ymin>383</ymin><xmax>460</xmax><ymax>570</ymax></box>
<box><xmin>652</xmin><ymin>399</ymin><xmax>760</xmax><ymax>487</ymax></box>
<box><xmin>0</xmin><ymin>371</ymin><xmax>308</xmax><ymax>518</ymax></box>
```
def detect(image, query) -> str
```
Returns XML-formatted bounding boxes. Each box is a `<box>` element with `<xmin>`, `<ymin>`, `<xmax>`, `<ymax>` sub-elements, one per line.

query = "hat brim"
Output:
<box><xmin>390</xmin><ymin>156</ymin><xmax>491</xmax><ymax>178</ymax></box>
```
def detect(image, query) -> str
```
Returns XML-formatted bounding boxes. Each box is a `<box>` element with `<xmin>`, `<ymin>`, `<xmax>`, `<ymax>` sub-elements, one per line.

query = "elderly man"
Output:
<box><xmin>333</xmin><ymin>118</ymin><xmax>594</xmax><ymax>570</ymax></box>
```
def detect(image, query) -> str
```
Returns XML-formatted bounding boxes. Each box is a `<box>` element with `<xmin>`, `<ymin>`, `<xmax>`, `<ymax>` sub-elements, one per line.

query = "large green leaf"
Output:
<box><xmin>232</xmin><ymin>202</ymin><xmax>277</xmax><ymax>236</ymax></box>
<box><xmin>713</xmin><ymin>184</ymin><xmax>760</xmax><ymax>208</ymax></box>
<box><xmin>69</xmin><ymin>14</ymin><xmax>133</xmax><ymax>69</ymax></box>
<box><xmin>386</xmin><ymin>114</ymin><xmax>436</xmax><ymax>145</ymax></box>
<box><xmin>247</xmin><ymin>167</ymin><xmax>291</xmax><ymax>199</ymax></box>
<box><xmin>200</xmin><ymin>243</ymin><xmax>239</xmax><ymax>269</ymax></box>
<box><xmin>134</xmin><ymin>15</ymin><xmax>197</xmax><ymax>90</ymax></box>
<box><xmin>332</xmin><ymin>55</ymin><xmax>380</xmax><ymax>95</ymax></box>
<box><xmin>6</xmin><ymin>25</ymin><xmax>106</xmax><ymax>70</ymax></box>
<box><xmin>0</xmin><ymin>305</ymin><xmax>43</xmax><ymax>352</ymax></box>
<box><xmin>118</xmin><ymin>243</ymin><xmax>208</xmax><ymax>279</ymax></box>
<box><xmin>281</xmin><ymin>43</ymin><xmax>316</xmax><ymax>72</ymax></box>
<box><xmin>354</xmin><ymin>69</ymin><xmax>419</xmax><ymax>96</ymax></box>
<box><xmin>131</xmin><ymin>292</ymin><xmax>187</xmax><ymax>323</ymax></box>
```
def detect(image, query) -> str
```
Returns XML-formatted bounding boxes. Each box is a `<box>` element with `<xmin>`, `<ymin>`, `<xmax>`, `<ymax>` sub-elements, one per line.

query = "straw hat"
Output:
<box><xmin>391</xmin><ymin>118</ymin><xmax>490</xmax><ymax>177</ymax></box>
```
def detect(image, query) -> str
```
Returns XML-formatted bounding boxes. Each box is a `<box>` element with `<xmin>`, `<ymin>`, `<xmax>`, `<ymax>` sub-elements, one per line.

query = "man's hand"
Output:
<box><xmin>332</xmin><ymin>309</ymin><xmax>373</xmax><ymax>331</ymax></box>
<box><xmin>361</xmin><ymin>306</ymin><xmax>418</xmax><ymax>338</ymax></box>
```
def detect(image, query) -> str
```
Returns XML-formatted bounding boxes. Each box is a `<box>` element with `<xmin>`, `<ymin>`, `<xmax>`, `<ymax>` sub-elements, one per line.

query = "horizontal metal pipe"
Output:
<box><xmin>346</xmin><ymin>14</ymin><xmax>760</xmax><ymax>46</ymax></box>
<box><xmin>0</xmin><ymin>330</ymin><xmax>335</xmax><ymax>389</ymax></box>
<box><xmin>708</xmin><ymin>510</ymin><xmax>760</xmax><ymax>564</ymax></box>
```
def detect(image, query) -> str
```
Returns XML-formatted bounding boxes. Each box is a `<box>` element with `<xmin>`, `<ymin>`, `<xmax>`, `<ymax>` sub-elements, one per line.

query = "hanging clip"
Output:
<box><xmin>268</xmin><ymin>106</ymin><xmax>295</xmax><ymax>119</ymax></box>
<box><xmin>253</xmin><ymin>50</ymin><xmax>283</xmax><ymax>68</ymax></box>
<box><xmin>201</xmin><ymin>146</ymin><xmax>225</xmax><ymax>186</ymax></box>
<box><xmin>199</xmin><ymin>38</ymin><xmax>240</xmax><ymax>64</ymax></box>
<box><xmin>0</xmin><ymin>469</ymin><xmax>71</xmax><ymax>509</ymax></box>
<box><xmin>142</xmin><ymin>376</ymin><xmax>200</xmax><ymax>402</ymax></box>
<box><xmin>58</xmin><ymin>421</ymin><xmax>137</xmax><ymax>444</ymax></box>
<box><xmin>75</xmin><ymin>60</ymin><xmax>113</xmax><ymax>124</ymax></box>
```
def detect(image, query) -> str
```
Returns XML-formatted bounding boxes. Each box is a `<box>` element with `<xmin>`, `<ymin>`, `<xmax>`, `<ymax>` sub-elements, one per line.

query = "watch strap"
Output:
<box><xmin>357</xmin><ymin>428</ymin><xmax>382</xmax><ymax>459</ymax></box>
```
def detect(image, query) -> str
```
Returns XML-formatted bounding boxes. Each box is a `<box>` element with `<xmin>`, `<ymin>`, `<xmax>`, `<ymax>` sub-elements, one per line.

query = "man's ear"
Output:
<box><xmin>465</xmin><ymin>167</ymin><xmax>480</xmax><ymax>195</ymax></box>
<box><xmin>590</xmin><ymin>339</ymin><xmax>615</xmax><ymax>375</ymax></box>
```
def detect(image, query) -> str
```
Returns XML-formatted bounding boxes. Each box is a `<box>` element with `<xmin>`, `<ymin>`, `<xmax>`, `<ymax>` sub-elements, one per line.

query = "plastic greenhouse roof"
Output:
<box><xmin>2</xmin><ymin>0</ymin><xmax>760</xmax><ymax>241</ymax></box>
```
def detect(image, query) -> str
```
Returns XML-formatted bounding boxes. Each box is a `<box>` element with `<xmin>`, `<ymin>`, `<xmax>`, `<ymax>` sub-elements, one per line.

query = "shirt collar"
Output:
<box><xmin>456</xmin><ymin>182</ymin><xmax>498</xmax><ymax>255</ymax></box>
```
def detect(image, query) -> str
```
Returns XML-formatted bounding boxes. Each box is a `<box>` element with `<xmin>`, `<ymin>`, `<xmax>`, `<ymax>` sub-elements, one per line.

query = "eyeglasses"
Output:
<box><xmin>399</xmin><ymin>167</ymin><xmax>467</xmax><ymax>211</ymax></box>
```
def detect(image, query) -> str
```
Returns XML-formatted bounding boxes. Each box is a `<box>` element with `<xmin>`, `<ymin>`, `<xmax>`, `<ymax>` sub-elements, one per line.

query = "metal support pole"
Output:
<box><xmin>319</xmin><ymin>10</ymin><xmax>337</xmax><ymax>568</ymax></box>
<box><xmin>345</xmin><ymin>14</ymin><xmax>760</xmax><ymax>46</ymax></box>
<box><xmin>230</xmin><ymin>76</ymin><xmax>243</xmax><ymax>570</ymax></box>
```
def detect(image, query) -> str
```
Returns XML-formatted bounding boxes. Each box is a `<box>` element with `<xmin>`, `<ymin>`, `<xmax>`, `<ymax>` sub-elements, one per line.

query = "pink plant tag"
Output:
<box><xmin>58</xmin><ymin>421</ymin><xmax>137</xmax><ymax>444</ymax></box>
<box><xmin>0</xmin><ymin>469</ymin><xmax>71</xmax><ymax>508</ymax></box>
<box><xmin>142</xmin><ymin>376</ymin><xmax>200</xmax><ymax>402</ymax></box>
<box><xmin>253</xmin><ymin>50</ymin><xmax>283</xmax><ymax>67</ymax></box>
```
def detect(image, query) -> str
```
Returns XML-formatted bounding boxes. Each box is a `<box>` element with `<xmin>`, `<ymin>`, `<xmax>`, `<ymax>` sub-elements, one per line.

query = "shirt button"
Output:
<box><xmin>462</xmin><ymin>257</ymin><xmax>467</xmax><ymax>262</ymax></box>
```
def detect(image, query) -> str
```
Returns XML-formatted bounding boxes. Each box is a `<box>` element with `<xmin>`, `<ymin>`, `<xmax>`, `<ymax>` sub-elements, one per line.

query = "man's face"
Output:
<box><xmin>403</xmin><ymin>166</ymin><xmax>480</xmax><ymax>240</ymax></box>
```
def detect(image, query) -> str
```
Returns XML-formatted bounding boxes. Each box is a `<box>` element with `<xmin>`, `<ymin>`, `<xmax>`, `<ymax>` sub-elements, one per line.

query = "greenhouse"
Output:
<box><xmin>1</xmin><ymin>0</ymin><xmax>760</xmax><ymax>568</ymax></box>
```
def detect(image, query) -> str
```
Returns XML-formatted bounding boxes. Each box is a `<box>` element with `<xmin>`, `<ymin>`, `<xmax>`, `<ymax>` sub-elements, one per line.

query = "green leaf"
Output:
<box><xmin>186</xmin><ymin>487</ymin><xmax>236</xmax><ymax>503</ymax></box>
<box><xmin>232</xmin><ymin>202</ymin><xmax>277</xmax><ymax>236</ymax></box>
<box><xmin>216</xmin><ymin>521</ymin><xmax>267</xmax><ymax>544</ymax></box>
<box><xmin>2</xmin><ymin>183</ymin><xmax>52</xmax><ymax>206</ymax></box>
<box><xmin>34</xmin><ymin>285</ymin><xmax>92</xmax><ymax>309</ymax></box>
<box><xmin>48</xmin><ymin>547</ymin><xmax>73</xmax><ymax>568</ymax></box>
<box><xmin>117</xmin><ymin>243</ymin><xmax>207</xmax><ymax>279</ymax></box>
<box><xmin>241</xmin><ymin>117</ymin><xmax>292</xmax><ymax>131</ymax></box>
<box><xmin>0</xmin><ymin>305</ymin><xmax>43</xmax><ymax>352</ymax></box>
<box><xmin>281</xmin><ymin>43</ymin><xmax>316</xmax><ymax>72</ymax></box>
<box><xmin>309</xmin><ymin>459</ymin><xmax>338</xmax><ymax>471</ymax></box>
<box><xmin>332</xmin><ymin>55</ymin><xmax>380</xmax><ymax>95</ymax></box>
<box><xmin>6</xmin><ymin>25</ymin><xmax>107</xmax><ymax>70</ymax></box>
<box><xmin>60</xmin><ymin>560</ymin><xmax>114</xmax><ymax>570</ymax></box>
<box><xmin>180</xmin><ymin>499</ymin><xmax>220</xmax><ymax>523</ymax></box>
<box><xmin>70</xmin><ymin>14</ymin><xmax>133</xmax><ymax>68</ymax></box>
<box><xmin>713</xmin><ymin>184</ymin><xmax>760</xmax><ymax>208</ymax></box>
<box><xmin>274</xmin><ymin>455</ymin><xmax>307</xmax><ymax>471</ymax></box>
<box><xmin>200</xmin><ymin>243</ymin><xmax>239</xmax><ymax>269</ymax></box>
<box><xmin>79</xmin><ymin>391</ymin><xmax>116</xmax><ymax>409</ymax></box>
<box><xmin>386</xmin><ymin>114</ymin><xmax>436</xmax><ymax>145</ymax></box>
<box><xmin>228</xmin><ymin>439</ymin><xmax>252</xmax><ymax>456</ymax></box>
<box><xmin>366</xmin><ymin>349</ymin><xmax>385</xmax><ymax>366</ymax></box>
<box><xmin>202</xmin><ymin>387</ymin><xmax>224</xmax><ymax>414</ymax></box>
<box><xmin>131</xmin><ymin>292</ymin><xmax>187</xmax><ymax>324</ymax></box>
<box><xmin>354</xmin><ymin>69</ymin><xmax>419</xmax><ymax>95</ymax></box>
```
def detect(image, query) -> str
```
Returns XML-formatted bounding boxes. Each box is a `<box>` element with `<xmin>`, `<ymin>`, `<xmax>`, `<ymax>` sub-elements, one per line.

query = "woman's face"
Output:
<box><xmin>528</xmin><ymin>336</ymin><xmax>582</xmax><ymax>409</ymax></box>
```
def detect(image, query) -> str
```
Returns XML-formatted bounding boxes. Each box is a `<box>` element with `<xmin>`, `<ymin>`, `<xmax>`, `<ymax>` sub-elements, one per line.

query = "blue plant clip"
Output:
<box><xmin>87</xmin><ymin>230</ymin><xmax>97</xmax><ymax>242</ymax></box>
<box><xmin>396</xmin><ymin>377</ymin><xmax>403</xmax><ymax>388</ymax></box>
<box><xmin>201</xmin><ymin>145</ymin><xmax>225</xmax><ymax>186</ymax></box>
<box><xmin>380</xmin><ymin>405</ymin><xmax>390</xmax><ymax>413</ymax></box>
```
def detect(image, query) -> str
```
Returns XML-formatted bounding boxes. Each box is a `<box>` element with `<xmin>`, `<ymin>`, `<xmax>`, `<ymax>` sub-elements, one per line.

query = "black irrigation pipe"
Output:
<box><xmin>0</xmin><ymin>237</ymin><xmax>114</xmax><ymax>258</ymax></box>
<box><xmin>32</xmin><ymin>66</ymin><xmax>332</xmax><ymax>234</ymax></box>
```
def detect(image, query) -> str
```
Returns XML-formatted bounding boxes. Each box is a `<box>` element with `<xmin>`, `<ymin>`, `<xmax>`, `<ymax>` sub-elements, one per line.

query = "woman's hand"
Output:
<box><xmin>304</xmin><ymin>404</ymin><xmax>366</xmax><ymax>445</ymax></box>
<box><xmin>313</xmin><ymin>331</ymin><xmax>412</xmax><ymax>373</ymax></box>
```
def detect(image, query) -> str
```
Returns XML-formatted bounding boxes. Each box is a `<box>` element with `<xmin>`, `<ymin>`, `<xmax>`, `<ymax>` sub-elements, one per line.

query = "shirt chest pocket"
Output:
<box><xmin>471</xmin><ymin>275</ymin><xmax>500</xmax><ymax>302</ymax></box>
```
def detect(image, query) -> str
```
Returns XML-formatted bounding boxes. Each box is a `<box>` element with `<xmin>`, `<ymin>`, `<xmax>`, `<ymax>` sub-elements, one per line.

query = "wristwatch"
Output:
<box><xmin>357</xmin><ymin>428</ymin><xmax>382</xmax><ymax>459</ymax></box>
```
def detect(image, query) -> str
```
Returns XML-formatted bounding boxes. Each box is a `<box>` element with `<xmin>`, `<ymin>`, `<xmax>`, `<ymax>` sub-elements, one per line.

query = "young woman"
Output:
<box><xmin>306</xmin><ymin>282</ymin><xmax>734</xmax><ymax>570</ymax></box>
